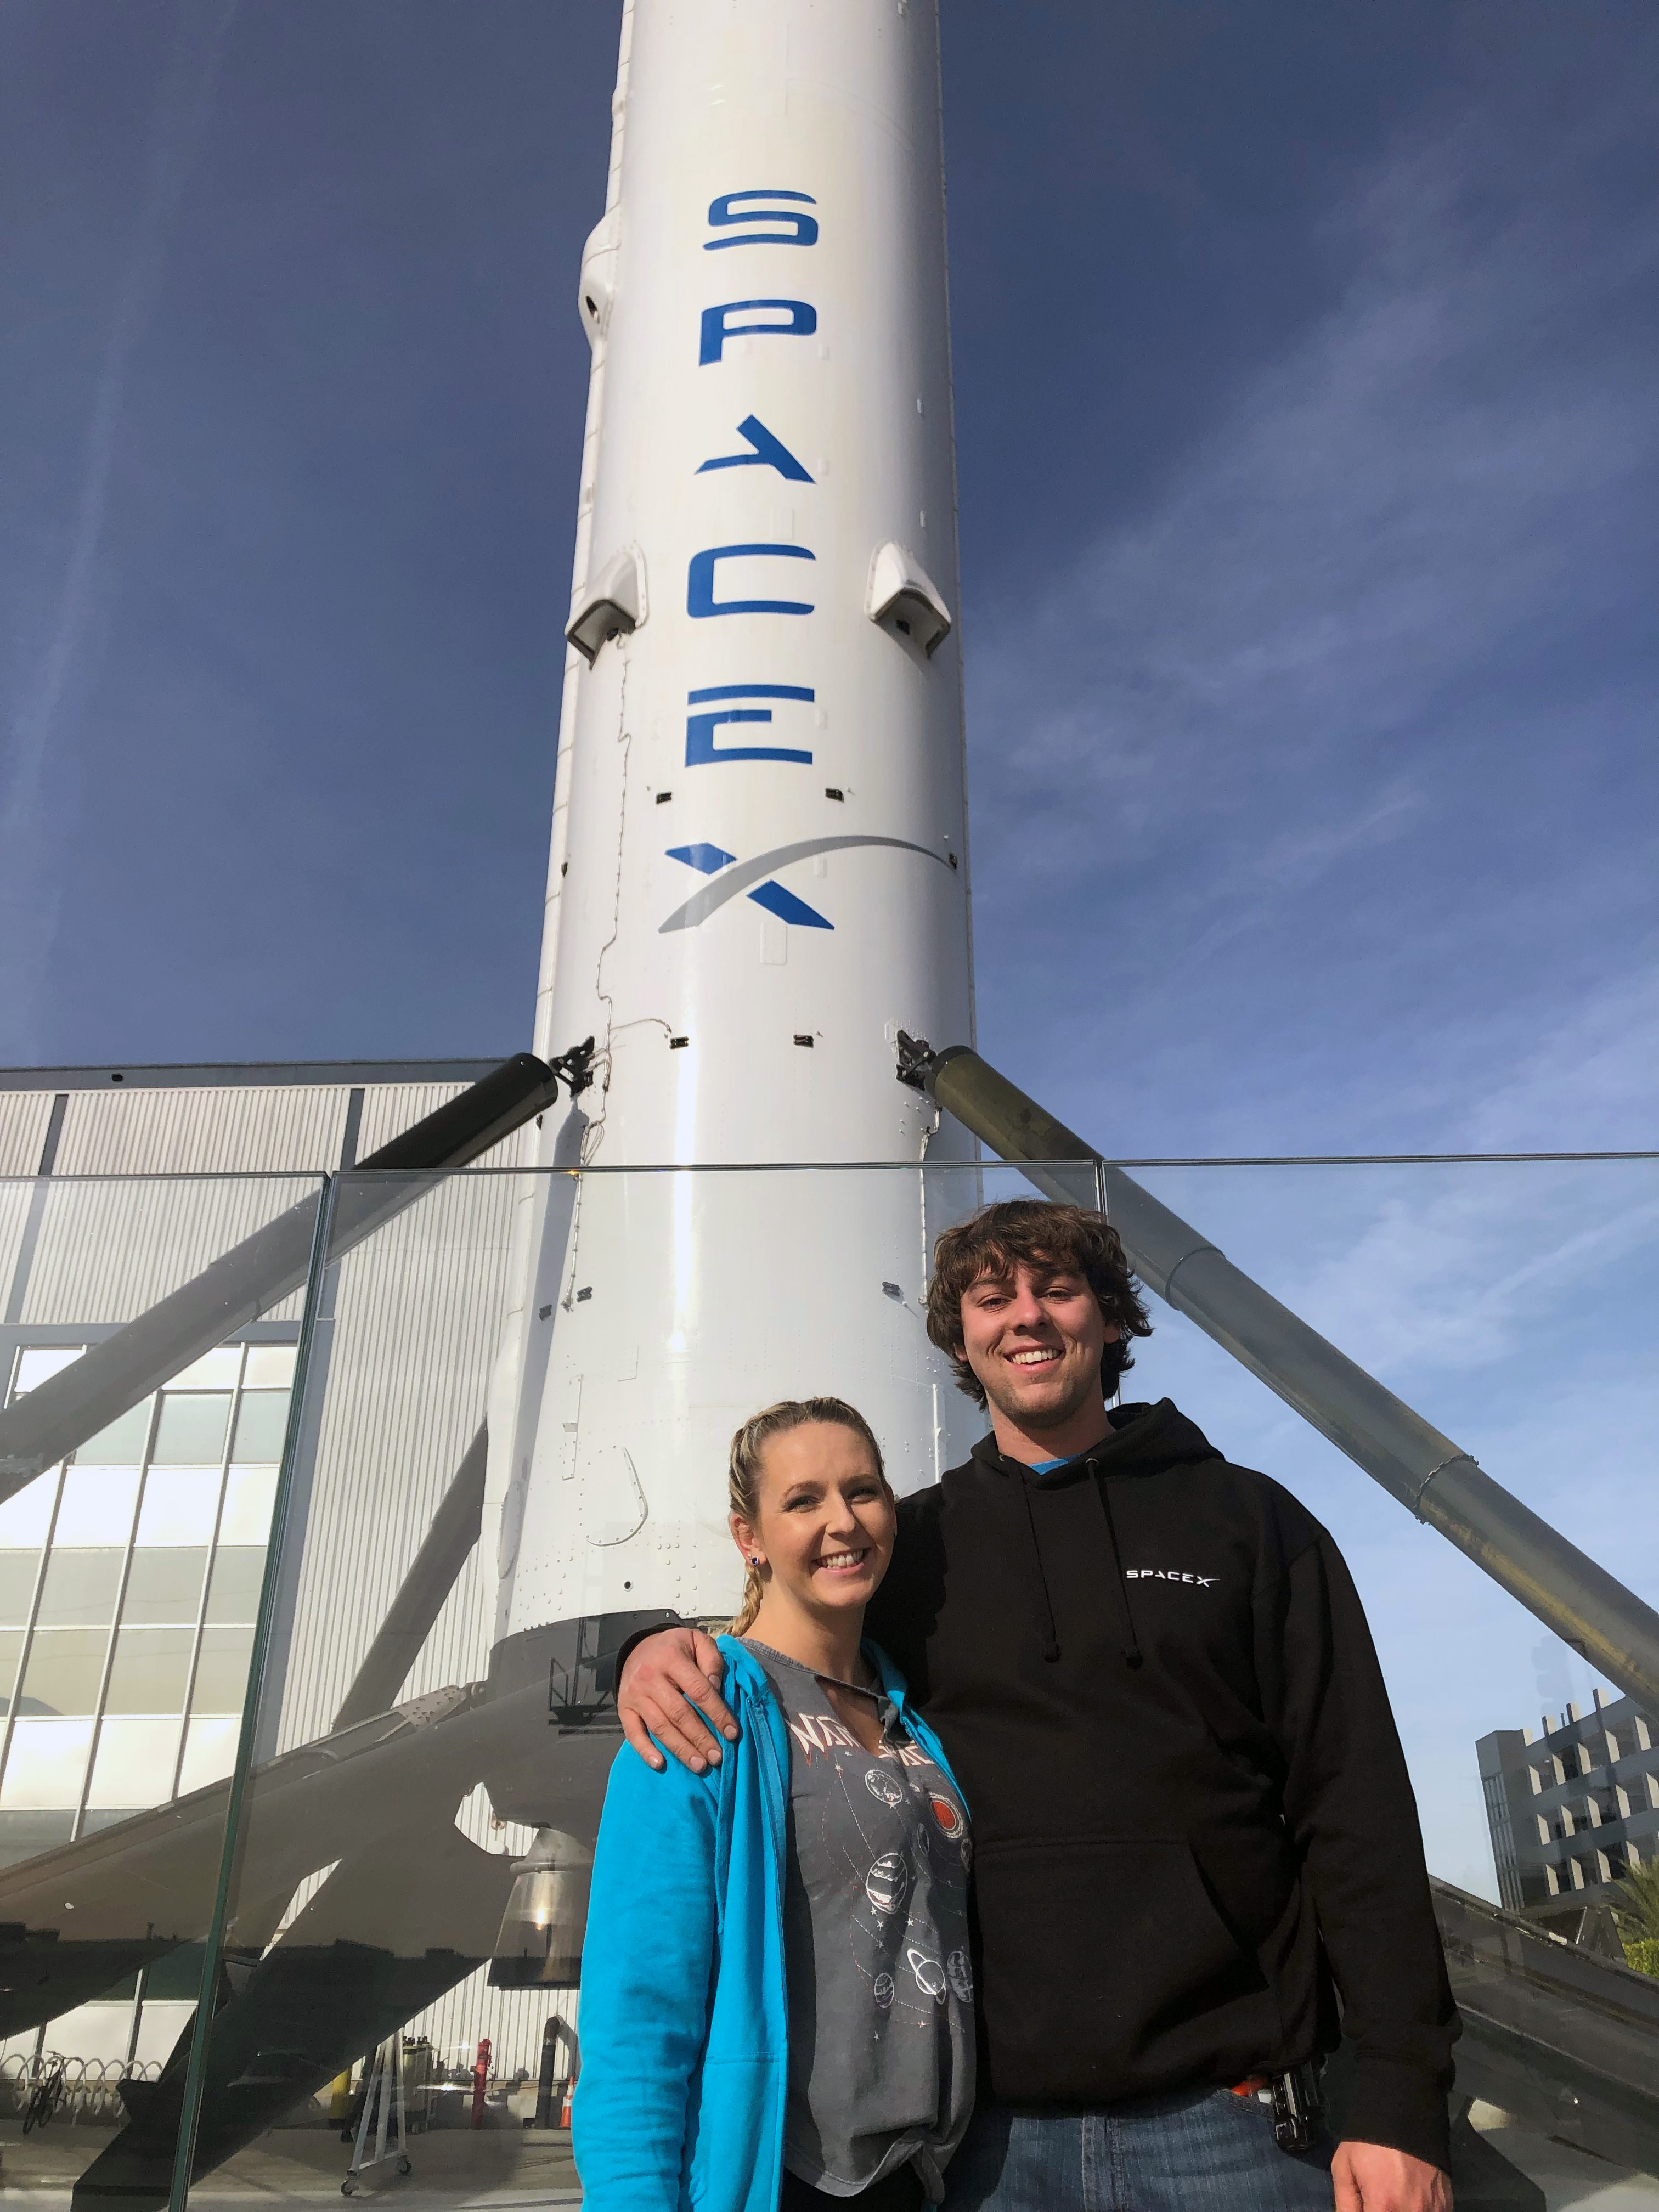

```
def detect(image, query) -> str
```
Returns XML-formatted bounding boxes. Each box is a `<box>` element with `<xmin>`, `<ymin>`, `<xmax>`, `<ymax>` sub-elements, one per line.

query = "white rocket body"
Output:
<box><xmin>487</xmin><ymin>0</ymin><xmax>977</xmax><ymax>1647</ymax></box>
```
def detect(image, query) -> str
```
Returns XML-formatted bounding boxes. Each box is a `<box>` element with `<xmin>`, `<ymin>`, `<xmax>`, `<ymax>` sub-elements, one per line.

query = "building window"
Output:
<box><xmin>0</xmin><ymin>1340</ymin><xmax>295</xmax><ymax>1865</ymax></box>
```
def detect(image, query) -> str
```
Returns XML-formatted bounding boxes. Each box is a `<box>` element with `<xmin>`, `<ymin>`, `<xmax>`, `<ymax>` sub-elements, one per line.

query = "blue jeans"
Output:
<box><xmin>944</xmin><ymin>2091</ymin><xmax>1335</xmax><ymax>2212</ymax></box>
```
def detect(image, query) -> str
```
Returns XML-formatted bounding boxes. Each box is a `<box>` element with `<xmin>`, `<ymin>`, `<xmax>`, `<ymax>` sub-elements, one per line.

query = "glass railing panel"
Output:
<box><xmin>0</xmin><ymin>1171</ymin><xmax>326</xmax><ymax>2199</ymax></box>
<box><xmin>1104</xmin><ymin>1156</ymin><xmax>1659</xmax><ymax>2196</ymax></box>
<box><xmin>1118</xmin><ymin>1160</ymin><xmax>1659</xmax><ymax>1901</ymax></box>
<box><xmin>173</xmin><ymin>1159</ymin><xmax>1094</xmax><ymax>2202</ymax></box>
<box><xmin>124</xmin><ymin>1157</ymin><xmax>1658</xmax><ymax>2205</ymax></box>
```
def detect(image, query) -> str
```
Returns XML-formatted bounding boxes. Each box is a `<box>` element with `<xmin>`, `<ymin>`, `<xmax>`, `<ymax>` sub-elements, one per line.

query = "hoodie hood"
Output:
<box><xmin>968</xmin><ymin>1396</ymin><xmax>1223</xmax><ymax>1485</ymax></box>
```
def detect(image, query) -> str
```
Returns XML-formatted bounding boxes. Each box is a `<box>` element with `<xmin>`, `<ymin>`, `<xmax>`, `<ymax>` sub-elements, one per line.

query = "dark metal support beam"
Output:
<box><xmin>332</xmin><ymin>1425</ymin><xmax>490</xmax><ymax>1731</ymax></box>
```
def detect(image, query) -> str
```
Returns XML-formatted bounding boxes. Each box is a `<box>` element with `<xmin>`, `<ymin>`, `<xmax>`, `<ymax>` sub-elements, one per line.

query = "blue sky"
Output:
<box><xmin>2</xmin><ymin>2</ymin><xmax>1655</xmax><ymax>1886</ymax></box>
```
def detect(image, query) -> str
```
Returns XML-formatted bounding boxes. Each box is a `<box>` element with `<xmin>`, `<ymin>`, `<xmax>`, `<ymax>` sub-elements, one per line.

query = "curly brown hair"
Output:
<box><xmin>925</xmin><ymin>1199</ymin><xmax>1152</xmax><ymax>1409</ymax></box>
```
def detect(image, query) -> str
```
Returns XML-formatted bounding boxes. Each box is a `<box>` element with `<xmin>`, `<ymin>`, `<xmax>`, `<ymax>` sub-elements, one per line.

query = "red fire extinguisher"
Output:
<box><xmin>471</xmin><ymin>2038</ymin><xmax>492</xmax><ymax>2129</ymax></box>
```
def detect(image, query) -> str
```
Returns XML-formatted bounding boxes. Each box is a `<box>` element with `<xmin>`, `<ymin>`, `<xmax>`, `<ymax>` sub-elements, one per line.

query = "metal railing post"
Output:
<box><xmin>166</xmin><ymin>1171</ymin><xmax>339</xmax><ymax>2212</ymax></box>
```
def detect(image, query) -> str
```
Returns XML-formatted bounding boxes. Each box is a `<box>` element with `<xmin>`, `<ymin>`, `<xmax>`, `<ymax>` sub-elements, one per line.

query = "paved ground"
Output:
<box><xmin>0</xmin><ymin>2124</ymin><xmax>583</xmax><ymax>2206</ymax></box>
<box><xmin>1479</xmin><ymin>2124</ymin><xmax>1659</xmax><ymax>2212</ymax></box>
<box><xmin>1</xmin><ymin>2111</ymin><xmax>1655</xmax><ymax>2209</ymax></box>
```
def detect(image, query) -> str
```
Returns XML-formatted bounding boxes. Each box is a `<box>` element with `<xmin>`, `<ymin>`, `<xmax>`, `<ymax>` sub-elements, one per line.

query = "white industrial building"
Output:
<box><xmin>0</xmin><ymin>1058</ymin><xmax>567</xmax><ymax>2090</ymax></box>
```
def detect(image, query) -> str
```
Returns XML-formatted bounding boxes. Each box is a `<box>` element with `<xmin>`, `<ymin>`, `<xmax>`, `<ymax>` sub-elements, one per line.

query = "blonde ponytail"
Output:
<box><xmin>725</xmin><ymin>1396</ymin><xmax>888</xmax><ymax>1635</ymax></box>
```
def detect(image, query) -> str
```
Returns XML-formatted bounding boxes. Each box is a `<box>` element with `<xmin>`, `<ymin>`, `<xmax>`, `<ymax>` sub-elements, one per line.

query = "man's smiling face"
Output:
<box><xmin>959</xmin><ymin>1259</ymin><xmax>1118</xmax><ymax>1436</ymax></box>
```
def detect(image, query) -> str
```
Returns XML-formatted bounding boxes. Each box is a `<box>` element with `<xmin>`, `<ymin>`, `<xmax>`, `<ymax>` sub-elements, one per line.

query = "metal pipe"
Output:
<box><xmin>0</xmin><ymin>1052</ymin><xmax>576</xmax><ymax>1492</ymax></box>
<box><xmin>902</xmin><ymin>1037</ymin><xmax>1659</xmax><ymax>1713</ymax></box>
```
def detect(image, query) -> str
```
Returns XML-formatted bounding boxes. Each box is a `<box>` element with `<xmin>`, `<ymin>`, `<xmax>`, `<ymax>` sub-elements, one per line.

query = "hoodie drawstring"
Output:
<box><xmin>1017</xmin><ymin>1477</ymin><xmax>1063</xmax><ymax>1663</ymax></box>
<box><xmin>1017</xmin><ymin>1455</ymin><xmax>1142</xmax><ymax>1668</ymax></box>
<box><xmin>1090</xmin><ymin>1458</ymin><xmax>1144</xmax><ymax>1668</ymax></box>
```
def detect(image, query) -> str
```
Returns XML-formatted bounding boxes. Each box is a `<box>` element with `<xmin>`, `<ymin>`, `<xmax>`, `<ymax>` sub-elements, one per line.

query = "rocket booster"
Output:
<box><xmin>487</xmin><ymin>0</ymin><xmax>977</xmax><ymax>1665</ymax></box>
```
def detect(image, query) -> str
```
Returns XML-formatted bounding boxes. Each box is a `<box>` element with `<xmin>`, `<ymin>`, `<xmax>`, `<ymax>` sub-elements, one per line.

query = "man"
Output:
<box><xmin>618</xmin><ymin>1200</ymin><xmax>1458</xmax><ymax>2212</ymax></box>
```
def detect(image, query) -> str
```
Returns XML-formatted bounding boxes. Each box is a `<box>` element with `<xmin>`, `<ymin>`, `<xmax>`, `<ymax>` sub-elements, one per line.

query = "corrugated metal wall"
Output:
<box><xmin>2</xmin><ymin>1072</ymin><xmax>562</xmax><ymax>2077</ymax></box>
<box><xmin>22</xmin><ymin>1176</ymin><xmax>321</xmax><ymax>1325</ymax></box>
<box><xmin>0</xmin><ymin>1092</ymin><xmax>54</xmax><ymax>1179</ymax></box>
<box><xmin>356</xmin><ymin>1083</ymin><xmax>463</xmax><ymax>1157</ymax></box>
<box><xmin>0</xmin><ymin>1183</ymin><xmax>36</xmax><ymax>1303</ymax></box>
<box><xmin>270</xmin><ymin>1168</ymin><xmax>514</xmax><ymax>1748</ymax></box>
<box><xmin>55</xmin><ymin>1085</ymin><xmax>350</xmax><ymax>1175</ymax></box>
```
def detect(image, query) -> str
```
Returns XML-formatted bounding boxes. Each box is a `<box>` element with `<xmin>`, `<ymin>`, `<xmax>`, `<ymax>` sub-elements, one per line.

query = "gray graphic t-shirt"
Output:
<box><xmin>746</xmin><ymin>1640</ymin><xmax>974</xmax><ymax>2199</ymax></box>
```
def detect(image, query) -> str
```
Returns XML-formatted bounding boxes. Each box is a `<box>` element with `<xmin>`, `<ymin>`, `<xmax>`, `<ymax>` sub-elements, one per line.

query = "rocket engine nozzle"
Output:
<box><xmin>487</xmin><ymin>1827</ymin><xmax>593</xmax><ymax>1990</ymax></box>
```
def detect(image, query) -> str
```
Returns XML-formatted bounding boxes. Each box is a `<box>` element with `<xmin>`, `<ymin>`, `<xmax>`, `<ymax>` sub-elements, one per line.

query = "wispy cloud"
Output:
<box><xmin>967</xmin><ymin>37</ymin><xmax>1659</xmax><ymax>1153</ymax></box>
<box><xmin>979</xmin><ymin>75</ymin><xmax>1658</xmax><ymax>825</ymax></box>
<box><xmin>0</xmin><ymin>0</ymin><xmax>238</xmax><ymax>1061</ymax></box>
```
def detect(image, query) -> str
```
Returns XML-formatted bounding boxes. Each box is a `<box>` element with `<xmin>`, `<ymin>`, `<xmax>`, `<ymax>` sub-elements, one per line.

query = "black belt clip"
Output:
<box><xmin>1264</xmin><ymin>2062</ymin><xmax>1323</xmax><ymax>2154</ymax></box>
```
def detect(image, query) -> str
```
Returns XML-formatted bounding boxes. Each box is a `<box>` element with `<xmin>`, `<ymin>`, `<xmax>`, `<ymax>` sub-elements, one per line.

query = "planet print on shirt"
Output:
<box><xmin>745</xmin><ymin>1639</ymin><xmax>973</xmax><ymax>2184</ymax></box>
<box><xmin>908</xmin><ymin>1948</ymin><xmax>948</xmax><ymax>2001</ymax></box>
<box><xmin>865</xmin><ymin>1851</ymin><xmax>909</xmax><ymax>1916</ymax></box>
<box><xmin>929</xmin><ymin>1793</ymin><xmax>963</xmax><ymax>1839</ymax></box>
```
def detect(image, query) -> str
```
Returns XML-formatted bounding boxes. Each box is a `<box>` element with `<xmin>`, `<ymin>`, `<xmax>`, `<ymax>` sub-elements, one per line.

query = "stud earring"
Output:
<box><xmin>748</xmin><ymin>1554</ymin><xmax>762</xmax><ymax>1567</ymax></box>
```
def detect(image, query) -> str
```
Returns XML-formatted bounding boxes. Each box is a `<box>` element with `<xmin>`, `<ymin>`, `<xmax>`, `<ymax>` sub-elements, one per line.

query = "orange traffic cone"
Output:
<box><xmin>558</xmin><ymin>2078</ymin><xmax>574</xmax><ymax>2129</ymax></box>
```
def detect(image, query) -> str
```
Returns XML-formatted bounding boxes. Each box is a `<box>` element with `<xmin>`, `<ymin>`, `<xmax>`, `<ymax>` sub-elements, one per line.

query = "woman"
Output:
<box><xmin>575</xmin><ymin>1397</ymin><xmax>973</xmax><ymax>2212</ymax></box>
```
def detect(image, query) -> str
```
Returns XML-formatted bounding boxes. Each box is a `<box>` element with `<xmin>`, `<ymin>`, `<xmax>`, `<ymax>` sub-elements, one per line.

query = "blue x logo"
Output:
<box><xmin>660</xmin><ymin>834</ymin><xmax>952</xmax><ymax>935</ymax></box>
<box><xmin>665</xmin><ymin>844</ymin><xmax>831</xmax><ymax>929</ymax></box>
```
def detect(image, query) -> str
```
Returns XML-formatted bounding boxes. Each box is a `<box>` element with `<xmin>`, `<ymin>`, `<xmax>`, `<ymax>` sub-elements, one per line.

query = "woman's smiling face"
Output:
<box><xmin>731</xmin><ymin>1419</ymin><xmax>896</xmax><ymax>1627</ymax></box>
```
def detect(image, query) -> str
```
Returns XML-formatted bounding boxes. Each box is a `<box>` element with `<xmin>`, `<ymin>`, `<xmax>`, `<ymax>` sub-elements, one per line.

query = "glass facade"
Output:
<box><xmin>0</xmin><ymin>1157</ymin><xmax>1651</xmax><ymax>2205</ymax></box>
<box><xmin>0</xmin><ymin>1340</ymin><xmax>295</xmax><ymax>1865</ymax></box>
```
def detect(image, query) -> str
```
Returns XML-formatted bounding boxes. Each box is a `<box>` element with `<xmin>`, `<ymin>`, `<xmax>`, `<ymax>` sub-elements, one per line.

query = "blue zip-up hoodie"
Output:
<box><xmin>574</xmin><ymin>1635</ymin><xmax>965</xmax><ymax>2212</ymax></box>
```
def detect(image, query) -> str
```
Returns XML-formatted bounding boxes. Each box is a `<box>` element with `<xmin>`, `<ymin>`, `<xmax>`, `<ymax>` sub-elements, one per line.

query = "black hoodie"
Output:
<box><xmin>861</xmin><ymin>1399</ymin><xmax>1459</xmax><ymax>2174</ymax></box>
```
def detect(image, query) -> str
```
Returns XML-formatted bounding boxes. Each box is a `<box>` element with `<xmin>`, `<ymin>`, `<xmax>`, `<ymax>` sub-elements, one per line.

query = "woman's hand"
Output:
<box><xmin>617</xmin><ymin>1626</ymin><xmax>739</xmax><ymax>1773</ymax></box>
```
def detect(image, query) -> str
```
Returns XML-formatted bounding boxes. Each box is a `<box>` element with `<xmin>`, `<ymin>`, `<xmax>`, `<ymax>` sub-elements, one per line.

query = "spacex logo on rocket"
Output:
<box><xmin>668</xmin><ymin>187</ymin><xmax>955</xmax><ymax>929</ymax></box>
<box><xmin>562</xmin><ymin>162</ymin><xmax>961</xmax><ymax>947</ymax></box>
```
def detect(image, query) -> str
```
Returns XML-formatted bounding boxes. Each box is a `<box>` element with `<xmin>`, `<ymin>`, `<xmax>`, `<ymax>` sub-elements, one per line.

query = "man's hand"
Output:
<box><xmin>1331</xmin><ymin>2140</ymin><xmax>1452</xmax><ymax>2212</ymax></box>
<box><xmin>616</xmin><ymin>1626</ymin><xmax>738</xmax><ymax>1774</ymax></box>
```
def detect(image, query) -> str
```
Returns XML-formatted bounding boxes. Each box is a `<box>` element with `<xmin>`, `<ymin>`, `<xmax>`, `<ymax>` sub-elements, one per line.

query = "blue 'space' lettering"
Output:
<box><xmin>704</xmin><ymin>190</ymin><xmax>819</xmax><ymax>250</ymax></box>
<box><xmin>697</xmin><ymin>414</ymin><xmax>814</xmax><ymax>483</ymax></box>
<box><xmin>687</xmin><ymin>545</ymin><xmax>815</xmax><ymax>620</ymax></box>
<box><xmin>685</xmin><ymin>684</ymin><xmax>814</xmax><ymax>767</ymax></box>
<box><xmin>699</xmin><ymin>299</ymin><xmax>816</xmax><ymax>365</ymax></box>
